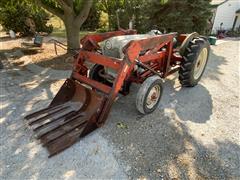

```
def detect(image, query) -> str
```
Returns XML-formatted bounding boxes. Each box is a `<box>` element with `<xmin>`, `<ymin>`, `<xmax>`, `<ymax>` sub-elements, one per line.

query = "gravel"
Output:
<box><xmin>0</xmin><ymin>37</ymin><xmax>239</xmax><ymax>179</ymax></box>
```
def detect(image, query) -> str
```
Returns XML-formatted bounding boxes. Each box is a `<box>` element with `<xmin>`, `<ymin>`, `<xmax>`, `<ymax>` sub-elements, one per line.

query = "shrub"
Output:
<box><xmin>226</xmin><ymin>29</ymin><xmax>240</xmax><ymax>37</ymax></box>
<box><xmin>33</xmin><ymin>8</ymin><xmax>53</xmax><ymax>34</ymax></box>
<box><xmin>0</xmin><ymin>0</ymin><xmax>52</xmax><ymax>36</ymax></box>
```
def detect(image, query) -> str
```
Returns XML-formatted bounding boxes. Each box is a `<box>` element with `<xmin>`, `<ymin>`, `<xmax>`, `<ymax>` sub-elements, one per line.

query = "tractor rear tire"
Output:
<box><xmin>136</xmin><ymin>75</ymin><xmax>163</xmax><ymax>114</ymax></box>
<box><xmin>179</xmin><ymin>37</ymin><xmax>210</xmax><ymax>87</ymax></box>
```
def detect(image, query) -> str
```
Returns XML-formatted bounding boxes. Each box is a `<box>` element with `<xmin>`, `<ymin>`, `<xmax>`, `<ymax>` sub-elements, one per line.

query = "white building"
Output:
<box><xmin>211</xmin><ymin>0</ymin><xmax>240</xmax><ymax>34</ymax></box>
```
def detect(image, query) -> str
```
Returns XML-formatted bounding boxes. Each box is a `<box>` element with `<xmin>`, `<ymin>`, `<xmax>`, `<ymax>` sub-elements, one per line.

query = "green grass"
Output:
<box><xmin>48</xmin><ymin>16</ymin><xmax>95</xmax><ymax>38</ymax></box>
<box><xmin>51</xmin><ymin>29</ymin><xmax>95</xmax><ymax>38</ymax></box>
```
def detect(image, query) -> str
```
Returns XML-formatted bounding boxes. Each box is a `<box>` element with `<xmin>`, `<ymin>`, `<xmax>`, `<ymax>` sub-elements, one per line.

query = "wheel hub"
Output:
<box><xmin>146</xmin><ymin>85</ymin><xmax>161</xmax><ymax>109</ymax></box>
<box><xmin>193</xmin><ymin>48</ymin><xmax>208</xmax><ymax>80</ymax></box>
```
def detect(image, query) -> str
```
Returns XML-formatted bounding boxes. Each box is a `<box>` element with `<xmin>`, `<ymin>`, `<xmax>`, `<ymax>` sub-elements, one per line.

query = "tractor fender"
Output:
<box><xmin>179</xmin><ymin>32</ymin><xmax>199</xmax><ymax>56</ymax></box>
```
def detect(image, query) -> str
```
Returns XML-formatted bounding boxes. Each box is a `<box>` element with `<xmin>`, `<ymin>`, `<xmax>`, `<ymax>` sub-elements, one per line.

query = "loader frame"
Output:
<box><xmin>71</xmin><ymin>30</ymin><xmax>187</xmax><ymax>126</ymax></box>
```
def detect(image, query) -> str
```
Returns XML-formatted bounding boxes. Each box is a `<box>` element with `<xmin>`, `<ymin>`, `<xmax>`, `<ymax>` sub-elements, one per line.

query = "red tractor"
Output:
<box><xmin>25</xmin><ymin>29</ymin><xmax>210</xmax><ymax>157</ymax></box>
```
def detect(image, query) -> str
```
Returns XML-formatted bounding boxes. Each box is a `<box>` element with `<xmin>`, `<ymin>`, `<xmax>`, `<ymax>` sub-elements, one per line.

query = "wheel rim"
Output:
<box><xmin>193</xmin><ymin>48</ymin><xmax>208</xmax><ymax>80</ymax></box>
<box><xmin>146</xmin><ymin>85</ymin><xmax>161</xmax><ymax>109</ymax></box>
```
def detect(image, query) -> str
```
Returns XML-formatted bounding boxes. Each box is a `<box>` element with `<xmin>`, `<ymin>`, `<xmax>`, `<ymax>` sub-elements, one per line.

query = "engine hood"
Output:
<box><xmin>100</xmin><ymin>34</ymin><xmax>157</xmax><ymax>59</ymax></box>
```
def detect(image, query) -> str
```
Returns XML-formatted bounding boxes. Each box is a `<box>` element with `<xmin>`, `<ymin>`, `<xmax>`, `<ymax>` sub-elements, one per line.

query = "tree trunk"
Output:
<box><xmin>35</xmin><ymin>0</ymin><xmax>93</xmax><ymax>54</ymax></box>
<box><xmin>65</xmin><ymin>24</ymin><xmax>80</xmax><ymax>53</ymax></box>
<box><xmin>63</xmin><ymin>15</ymin><xmax>81</xmax><ymax>53</ymax></box>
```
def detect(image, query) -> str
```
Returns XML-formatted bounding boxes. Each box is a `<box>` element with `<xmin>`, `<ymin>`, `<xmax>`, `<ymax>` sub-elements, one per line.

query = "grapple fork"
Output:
<box><xmin>25</xmin><ymin>79</ymin><xmax>106</xmax><ymax>157</ymax></box>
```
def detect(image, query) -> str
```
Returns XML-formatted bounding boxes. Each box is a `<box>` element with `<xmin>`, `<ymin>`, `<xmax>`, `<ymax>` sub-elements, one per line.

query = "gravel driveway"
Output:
<box><xmin>0</xmin><ymin>38</ymin><xmax>239</xmax><ymax>179</ymax></box>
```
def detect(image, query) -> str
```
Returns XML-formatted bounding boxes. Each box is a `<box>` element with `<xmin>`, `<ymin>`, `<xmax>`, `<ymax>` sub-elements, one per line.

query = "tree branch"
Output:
<box><xmin>66</xmin><ymin>0</ymin><xmax>73</xmax><ymax>9</ymax></box>
<box><xmin>75</xmin><ymin>0</ymin><xmax>93</xmax><ymax>25</ymax></box>
<box><xmin>35</xmin><ymin>0</ymin><xmax>64</xmax><ymax>19</ymax></box>
<box><xmin>58</xmin><ymin>0</ymin><xmax>73</xmax><ymax>13</ymax></box>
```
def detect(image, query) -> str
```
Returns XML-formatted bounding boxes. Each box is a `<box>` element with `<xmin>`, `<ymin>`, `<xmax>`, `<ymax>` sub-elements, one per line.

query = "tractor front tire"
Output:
<box><xmin>136</xmin><ymin>75</ymin><xmax>163</xmax><ymax>114</ymax></box>
<box><xmin>179</xmin><ymin>38</ymin><xmax>210</xmax><ymax>87</ymax></box>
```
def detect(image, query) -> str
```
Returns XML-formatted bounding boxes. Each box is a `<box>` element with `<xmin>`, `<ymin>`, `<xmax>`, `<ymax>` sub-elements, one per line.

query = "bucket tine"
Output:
<box><xmin>34</xmin><ymin>112</ymin><xmax>85</xmax><ymax>139</ymax></box>
<box><xmin>29</xmin><ymin>102</ymin><xmax>82</xmax><ymax>131</ymax></box>
<box><xmin>25</xmin><ymin>104</ymin><xmax>67</xmax><ymax>120</ymax></box>
<box><xmin>28</xmin><ymin>106</ymin><xmax>70</xmax><ymax>126</ymax></box>
<box><xmin>27</xmin><ymin>102</ymin><xmax>83</xmax><ymax>126</ymax></box>
<box><xmin>31</xmin><ymin>110</ymin><xmax>74</xmax><ymax>131</ymax></box>
<box><xmin>25</xmin><ymin>78</ymin><xmax>107</xmax><ymax>157</ymax></box>
<box><xmin>46</xmin><ymin>123</ymin><xmax>88</xmax><ymax>157</ymax></box>
<box><xmin>40</xmin><ymin>116</ymin><xmax>88</xmax><ymax>146</ymax></box>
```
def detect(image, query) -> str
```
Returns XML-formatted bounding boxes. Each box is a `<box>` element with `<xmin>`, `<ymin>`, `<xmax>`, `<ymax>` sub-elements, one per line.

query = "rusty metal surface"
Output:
<box><xmin>25</xmin><ymin>79</ymin><xmax>106</xmax><ymax>157</ymax></box>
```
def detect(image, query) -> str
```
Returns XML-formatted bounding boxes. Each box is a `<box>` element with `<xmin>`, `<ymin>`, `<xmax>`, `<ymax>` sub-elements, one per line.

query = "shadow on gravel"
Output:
<box><xmin>161</xmin><ymin>78</ymin><xmax>213</xmax><ymax>123</ymax></box>
<box><xmin>101</xmin><ymin>48</ymin><xmax>236</xmax><ymax>179</ymax></box>
<box><xmin>0</xmin><ymin>48</ymin><xmax>39</xmax><ymax>60</ymax></box>
<box><xmin>34</xmin><ymin>53</ymin><xmax>74</xmax><ymax>70</ymax></box>
<box><xmin>0</xmin><ymin>41</ymin><xmax>234</xmax><ymax>179</ymax></box>
<box><xmin>159</xmin><ymin>48</ymin><xmax>228</xmax><ymax>123</ymax></box>
<box><xmin>204</xmin><ymin>47</ymin><xmax>227</xmax><ymax>82</ymax></box>
<box><xmin>0</xmin><ymin>35</ymin><xmax>23</xmax><ymax>42</ymax></box>
<box><xmin>0</xmin><ymin>47</ymin><xmax>73</xmax><ymax>70</ymax></box>
<box><xmin>1</xmin><ymin>58</ymin><xmax>124</xmax><ymax>179</ymax></box>
<box><xmin>102</xmin><ymin>89</ymin><xmax>240</xmax><ymax>179</ymax></box>
<box><xmin>0</xmin><ymin>60</ymin><xmax>67</xmax><ymax>179</ymax></box>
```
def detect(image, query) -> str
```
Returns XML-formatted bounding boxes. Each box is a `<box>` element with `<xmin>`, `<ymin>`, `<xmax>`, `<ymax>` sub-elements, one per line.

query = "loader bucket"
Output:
<box><xmin>25</xmin><ymin>78</ymin><xmax>106</xmax><ymax>157</ymax></box>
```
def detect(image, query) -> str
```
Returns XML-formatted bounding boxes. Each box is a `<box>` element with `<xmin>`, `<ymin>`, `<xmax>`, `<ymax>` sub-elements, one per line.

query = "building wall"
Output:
<box><xmin>212</xmin><ymin>0</ymin><xmax>240</xmax><ymax>33</ymax></box>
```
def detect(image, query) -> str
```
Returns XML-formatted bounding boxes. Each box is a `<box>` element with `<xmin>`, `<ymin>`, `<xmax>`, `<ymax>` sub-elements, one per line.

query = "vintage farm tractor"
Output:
<box><xmin>25</xmin><ymin>29</ymin><xmax>210</xmax><ymax>157</ymax></box>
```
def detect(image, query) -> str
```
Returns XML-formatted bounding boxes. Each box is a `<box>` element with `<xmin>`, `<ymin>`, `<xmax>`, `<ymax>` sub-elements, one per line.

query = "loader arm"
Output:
<box><xmin>74</xmin><ymin>33</ymin><xmax>178</xmax><ymax>125</ymax></box>
<box><xmin>122</xmin><ymin>33</ymin><xmax>177</xmax><ymax>77</ymax></box>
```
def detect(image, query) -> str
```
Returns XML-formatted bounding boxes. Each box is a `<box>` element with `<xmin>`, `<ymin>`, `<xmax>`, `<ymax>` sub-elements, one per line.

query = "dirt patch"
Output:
<box><xmin>33</xmin><ymin>51</ymin><xmax>74</xmax><ymax>70</ymax></box>
<box><xmin>0</xmin><ymin>32</ymin><xmax>74</xmax><ymax>70</ymax></box>
<box><xmin>27</xmin><ymin>42</ymin><xmax>74</xmax><ymax>70</ymax></box>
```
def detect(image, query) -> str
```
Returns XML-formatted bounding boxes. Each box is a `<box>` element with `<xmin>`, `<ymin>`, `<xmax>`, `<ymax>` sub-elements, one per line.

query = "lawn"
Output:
<box><xmin>48</xmin><ymin>16</ymin><xmax>95</xmax><ymax>38</ymax></box>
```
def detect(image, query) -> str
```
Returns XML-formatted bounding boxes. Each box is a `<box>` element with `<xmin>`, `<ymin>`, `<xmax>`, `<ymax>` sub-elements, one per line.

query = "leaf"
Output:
<box><xmin>117</xmin><ymin>122</ymin><xmax>128</xmax><ymax>129</ymax></box>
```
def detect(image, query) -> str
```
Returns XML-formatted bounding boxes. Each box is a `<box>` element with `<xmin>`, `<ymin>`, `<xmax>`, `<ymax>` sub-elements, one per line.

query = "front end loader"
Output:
<box><xmin>25</xmin><ymin>29</ymin><xmax>210</xmax><ymax>157</ymax></box>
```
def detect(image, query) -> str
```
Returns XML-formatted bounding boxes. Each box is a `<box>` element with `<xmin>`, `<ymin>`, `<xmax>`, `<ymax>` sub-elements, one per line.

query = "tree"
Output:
<box><xmin>98</xmin><ymin>0</ymin><xmax>123</xmax><ymax>30</ymax></box>
<box><xmin>34</xmin><ymin>0</ymin><xmax>93</xmax><ymax>52</ymax></box>
<box><xmin>146</xmin><ymin>0</ymin><xmax>212</xmax><ymax>34</ymax></box>
<box><xmin>81</xmin><ymin>1</ymin><xmax>101</xmax><ymax>31</ymax></box>
<box><xmin>98</xmin><ymin>0</ymin><xmax>146</xmax><ymax>31</ymax></box>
